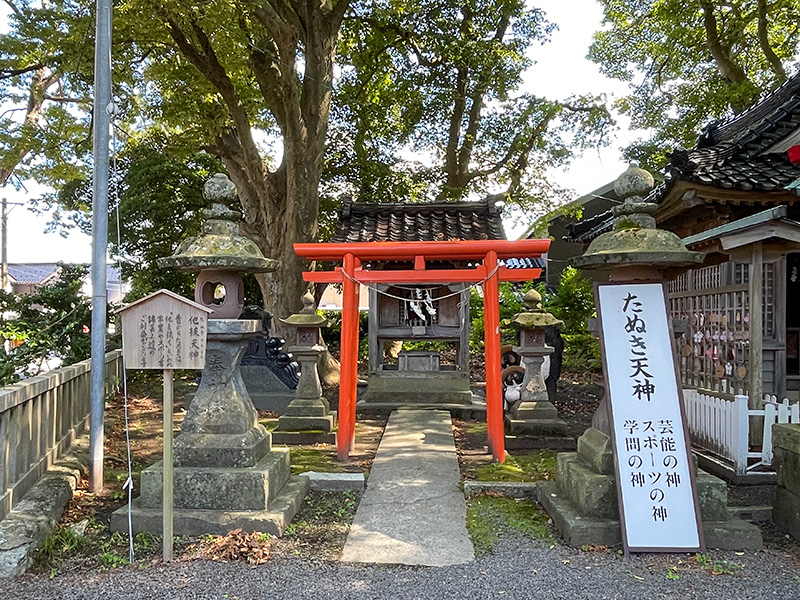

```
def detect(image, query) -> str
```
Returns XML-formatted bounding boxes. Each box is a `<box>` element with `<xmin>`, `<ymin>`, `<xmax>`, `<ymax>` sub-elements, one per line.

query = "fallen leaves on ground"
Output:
<box><xmin>197</xmin><ymin>529</ymin><xmax>271</xmax><ymax>565</ymax></box>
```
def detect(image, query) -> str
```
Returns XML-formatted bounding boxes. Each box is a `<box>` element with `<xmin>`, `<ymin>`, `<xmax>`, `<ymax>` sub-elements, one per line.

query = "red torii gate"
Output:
<box><xmin>294</xmin><ymin>239</ymin><xmax>551</xmax><ymax>462</ymax></box>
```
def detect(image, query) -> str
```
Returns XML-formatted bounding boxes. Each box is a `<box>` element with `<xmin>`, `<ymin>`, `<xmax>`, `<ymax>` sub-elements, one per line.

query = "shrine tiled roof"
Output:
<box><xmin>566</xmin><ymin>69</ymin><xmax>800</xmax><ymax>243</ymax></box>
<box><xmin>330</xmin><ymin>199</ymin><xmax>506</xmax><ymax>243</ymax></box>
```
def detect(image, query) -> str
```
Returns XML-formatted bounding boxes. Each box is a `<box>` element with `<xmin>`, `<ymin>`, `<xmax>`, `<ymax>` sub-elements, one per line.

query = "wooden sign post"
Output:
<box><xmin>596</xmin><ymin>282</ymin><xmax>705</xmax><ymax>555</ymax></box>
<box><xmin>116</xmin><ymin>290</ymin><xmax>212</xmax><ymax>562</ymax></box>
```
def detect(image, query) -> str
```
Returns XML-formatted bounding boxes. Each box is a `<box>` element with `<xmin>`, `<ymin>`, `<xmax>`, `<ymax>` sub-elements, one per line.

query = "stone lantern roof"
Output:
<box><xmin>509</xmin><ymin>289</ymin><xmax>563</xmax><ymax>330</ymax></box>
<box><xmin>158</xmin><ymin>173</ymin><xmax>279</xmax><ymax>273</ymax></box>
<box><xmin>280</xmin><ymin>291</ymin><xmax>329</xmax><ymax>328</ymax></box>
<box><xmin>571</xmin><ymin>164</ymin><xmax>704</xmax><ymax>272</ymax></box>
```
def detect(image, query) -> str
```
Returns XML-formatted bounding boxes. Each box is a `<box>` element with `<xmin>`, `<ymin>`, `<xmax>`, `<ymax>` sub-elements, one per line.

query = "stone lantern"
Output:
<box><xmin>272</xmin><ymin>291</ymin><xmax>337</xmax><ymax>444</ymax></box>
<box><xmin>505</xmin><ymin>289</ymin><xmax>568</xmax><ymax>437</ymax></box>
<box><xmin>157</xmin><ymin>173</ymin><xmax>279</xmax><ymax>466</ymax></box>
<box><xmin>539</xmin><ymin>165</ymin><xmax>762</xmax><ymax>551</ymax></box>
<box><xmin>114</xmin><ymin>173</ymin><xmax>308</xmax><ymax>537</ymax></box>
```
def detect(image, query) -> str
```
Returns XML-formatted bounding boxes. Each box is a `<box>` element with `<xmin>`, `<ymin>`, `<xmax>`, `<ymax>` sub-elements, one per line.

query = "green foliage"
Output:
<box><xmin>35</xmin><ymin>525</ymin><xmax>86</xmax><ymax>569</ymax></box>
<box><xmin>469</xmin><ymin>281</ymin><xmax>536</xmax><ymax>352</ymax></box>
<box><xmin>321</xmin><ymin>310</ymin><xmax>369</xmax><ymax>356</ymax></box>
<box><xmin>53</xmin><ymin>131</ymin><xmax>241</xmax><ymax>303</ymax></box>
<box><xmin>537</xmin><ymin>266</ymin><xmax>599</xmax><ymax>372</ymax></box>
<box><xmin>538</xmin><ymin>266</ymin><xmax>595</xmax><ymax>334</ymax></box>
<box><xmin>0</xmin><ymin>264</ymin><xmax>93</xmax><ymax>386</ymax></box>
<box><xmin>473</xmin><ymin>450</ymin><xmax>557</xmax><ymax>482</ymax></box>
<box><xmin>590</xmin><ymin>0</ymin><xmax>800</xmax><ymax>170</ymax></box>
<box><xmin>560</xmin><ymin>333</ymin><xmax>602</xmax><ymax>372</ymax></box>
<box><xmin>466</xmin><ymin>495</ymin><xmax>552</xmax><ymax>555</ymax></box>
<box><xmin>693</xmin><ymin>553</ymin><xmax>740</xmax><ymax>576</ymax></box>
<box><xmin>332</xmin><ymin>0</ymin><xmax>613</xmax><ymax>211</ymax></box>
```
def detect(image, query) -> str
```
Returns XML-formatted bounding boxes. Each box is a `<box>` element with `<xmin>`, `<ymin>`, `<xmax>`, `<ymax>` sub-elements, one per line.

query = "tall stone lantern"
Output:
<box><xmin>505</xmin><ymin>289</ymin><xmax>568</xmax><ymax>437</ymax></box>
<box><xmin>113</xmin><ymin>173</ymin><xmax>308</xmax><ymax>537</ymax></box>
<box><xmin>157</xmin><ymin>173</ymin><xmax>279</xmax><ymax>466</ymax></box>
<box><xmin>272</xmin><ymin>291</ymin><xmax>337</xmax><ymax>445</ymax></box>
<box><xmin>539</xmin><ymin>165</ymin><xmax>764</xmax><ymax>551</ymax></box>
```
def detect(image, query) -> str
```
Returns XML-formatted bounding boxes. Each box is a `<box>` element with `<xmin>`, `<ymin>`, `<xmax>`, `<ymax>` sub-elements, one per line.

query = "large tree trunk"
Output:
<box><xmin>166</xmin><ymin>1</ymin><xmax>347</xmax><ymax>337</ymax></box>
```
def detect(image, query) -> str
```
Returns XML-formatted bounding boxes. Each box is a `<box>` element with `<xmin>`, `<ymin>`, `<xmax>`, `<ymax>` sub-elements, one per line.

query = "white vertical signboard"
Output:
<box><xmin>596</xmin><ymin>282</ymin><xmax>704</xmax><ymax>554</ymax></box>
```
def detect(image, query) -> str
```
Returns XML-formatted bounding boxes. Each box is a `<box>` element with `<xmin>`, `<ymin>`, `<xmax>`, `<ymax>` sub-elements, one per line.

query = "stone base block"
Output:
<box><xmin>174</xmin><ymin>425</ymin><xmax>271</xmax><ymax>468</ymax></box>
<box><xmin>356</xmin><ymin>401</ymin><xmax>485</xmax><ymax>420</ymax></box>
<box><xmin>538</xmin><ymin>481</ymin><xmax>622</xmax><ymax>547</ymax></box>
<box><xmin>702</xmin><ymin>518</ymin><xmax>763</xmax><ymax>550</ymax></box>
<box><xmin>271</xmin><ymin>431</ymin><xmax>337</xmax><ymax>445</ymax></box>
<box><xmin>283</xmin><ymin>400</ymin><xmax>331</xmax><ymax>418</ymax></box>
<box><xmin>576</xmin><ymin>427</ymin><xmax>613</xmax><ymax>475</ymax></box>
<box><xmin>696</xmin><ymin>471</ymin><xmax>730</xmax><ymax>522</ymax></box>
<box><xmin>503</xmin><ymin>435</ymin><xmax>576</xmax><ymax>451</ymax></box>
<box><xmin>362</xmin><ymin>371</ymin><xmax>473</xmax><ymax>406</ymax></box>
<box><xmin>245</xmin><ymin>392</ymin><xmax>295</xmax><ymax>414</ymax></box>
<box><xmin>276</xmin><ymin>415</ymin><xmax>336</xmax><ymax>433</ymax></box>
<box><xmin>773</xmin><ymin>486</ymin><xmax>800</xmax><ymax>541</ymax></box>
<box><xmin>539</xmin><ymin>481</ymin><xmax>762</xmax><ymax>550</ymax></box>
<box><xmin>512</xmin><ymin>400</ymin><xmax>559</xmax><ymax>421</ymax></box>
<box><xmin>556</xmin><ymin>453</ymin><xmax>618</xmax><ymax>519</ymax></box>
<box><xmin>505</xmin><ymin>416</ymin><xmax>568</xmax><ymax>437</ymax></box>
<box><xmin>111</xmin><ymin>475</ymin><xmax>309</xmax><ymax>537</ymax></box>
<box><xmin>138</xmin><ymin>448</ymin><xmax>291</xmax><ymax>511</ymax></box>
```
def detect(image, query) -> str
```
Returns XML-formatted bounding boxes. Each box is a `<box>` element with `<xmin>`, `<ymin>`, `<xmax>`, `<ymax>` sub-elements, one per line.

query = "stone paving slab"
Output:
<box><xmin>341</xmin><ymin>409</ymin><xmax>474</xmax><ymax>566</ymax></box>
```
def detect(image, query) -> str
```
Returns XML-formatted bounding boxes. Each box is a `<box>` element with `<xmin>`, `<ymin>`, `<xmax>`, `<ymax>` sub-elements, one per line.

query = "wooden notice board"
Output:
<box><xmin>117</xmin><ymin>289</ymin><xmax>211</xmax><ymax>371</ymax></box>
<box><xmin>116</xmin><ymin>289</ymin><xmax>211</xmax><ymax>562</ymax></box>
<box><xmin>596</xmin><ymin>281</ymin><xmax>704</xmax><ymax>554</ymax></box>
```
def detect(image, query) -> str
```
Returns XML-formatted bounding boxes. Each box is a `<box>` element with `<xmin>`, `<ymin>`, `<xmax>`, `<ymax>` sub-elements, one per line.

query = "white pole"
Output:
<box><xmin>89</xmin><ymin>0</ymin><xmax>112</xmax><ymax>493</ymax></box>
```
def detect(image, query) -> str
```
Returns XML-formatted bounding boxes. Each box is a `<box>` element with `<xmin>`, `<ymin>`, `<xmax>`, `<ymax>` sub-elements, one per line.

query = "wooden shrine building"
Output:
<box><xmin>567</xmin><ymin>73</ymin><xmax>800</xmax><ymax>405</ymax></box>
<box><xmin>295</xmin><ymin>199</ymin><xmax>549</xmax><ymax>461</ymax></box>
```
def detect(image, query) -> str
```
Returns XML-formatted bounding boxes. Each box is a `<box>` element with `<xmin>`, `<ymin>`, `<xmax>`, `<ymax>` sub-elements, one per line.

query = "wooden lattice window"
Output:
<box><xmin>670</xmin><ymin>266</ymin><xmax>750</xmax><ymax>397</ymax></box>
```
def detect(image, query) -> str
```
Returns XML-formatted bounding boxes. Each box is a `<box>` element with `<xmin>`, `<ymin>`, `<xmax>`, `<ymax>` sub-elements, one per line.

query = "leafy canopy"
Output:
<box><xmin>590</xmin><ymin>0</ymin><xmax>800</xmax><ymax>169</ymax></box>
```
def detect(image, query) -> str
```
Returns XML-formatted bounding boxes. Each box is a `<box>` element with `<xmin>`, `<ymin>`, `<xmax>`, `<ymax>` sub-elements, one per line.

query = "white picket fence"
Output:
<box><xmin>682</xmin><ymin>389</ymin><xmax>800</xmax><ymax>476</ymax></box>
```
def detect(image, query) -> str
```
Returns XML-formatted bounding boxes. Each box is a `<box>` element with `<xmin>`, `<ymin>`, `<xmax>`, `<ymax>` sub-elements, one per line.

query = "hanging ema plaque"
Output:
<box><xmin>596</xmin><ymin>282</ymin><xmax>705</xmax><ymax>554</ymax></box>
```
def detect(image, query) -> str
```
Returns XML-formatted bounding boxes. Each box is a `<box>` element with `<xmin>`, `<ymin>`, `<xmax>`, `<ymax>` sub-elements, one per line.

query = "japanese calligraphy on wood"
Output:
<box><xmin>596</xmin><ymin>282</ymin><xmax>704</xmax><ymax>554</ymax></box>
<box><xmin>117</xmin><ymin>289</ymin><xmax>212</xmax><ymax>371</ymax></box>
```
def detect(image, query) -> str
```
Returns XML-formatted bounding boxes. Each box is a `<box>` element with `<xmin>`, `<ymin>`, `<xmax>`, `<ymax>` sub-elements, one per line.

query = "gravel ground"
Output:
<box><xmin>3</xmin><ymin>535</ymin><xmax>799</xmax><ymax>600</ymax></box>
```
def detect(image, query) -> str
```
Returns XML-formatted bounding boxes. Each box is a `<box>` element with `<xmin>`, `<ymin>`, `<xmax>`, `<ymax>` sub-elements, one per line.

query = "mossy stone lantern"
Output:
<box><xmin>273</xmin><ymin>291</ymin><xmax>337</xmax><ymax>444</ymax></box>
<box><xmin>156</xmin><ymin>173</ymin><xmax>279</xmax><ymax>467</ymax></box>
<box><xmin>505</xmin><ymin>289</ymin><xmax>568</xmax><ymax>436</ymax></box>
<box><xmin>159</xmin><ymin>173</ymin><xmax>278</xmax><ymax>319</ymax></box>
<box><xmin>119</xmin><ymin>173</ymin><xmax>309</xmax><ymax>538</ymax></box>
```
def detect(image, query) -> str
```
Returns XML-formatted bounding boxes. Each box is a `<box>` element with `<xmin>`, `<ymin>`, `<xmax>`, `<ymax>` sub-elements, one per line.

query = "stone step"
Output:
<box><xmin>276</xmin><ymin>414</ymin><xmax>336</xmax><ymax>432</ymax></box>
<box><xmin>112</xmin><ymin>475</ymin><xmax>309</xmax><ymax>537</ymax></box>
<box><xmin>556</xmin><ymin>452</ymin><xmax>618</xmax><ymax>519</ymax></box>
<box><xmin>138</xmin><ymin>447</ymin><xmax>291</xmax><ymax>511</ymax></box>
<box><xmin>555</xmin><ymin>454</ymin><xmax>730</xmax><ymax>522</ymax></box>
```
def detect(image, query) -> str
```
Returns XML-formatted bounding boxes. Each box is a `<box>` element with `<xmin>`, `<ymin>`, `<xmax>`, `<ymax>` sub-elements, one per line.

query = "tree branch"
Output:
<box><xmin>0</xmin><ymin>63</ymin><xmax>46</xmax><ymax>80</ymax></box>
<box><xmin>700</xmin><ymin>1</ymin><xmax>748</xmax><ymax>85</ymax></box>
<box><xmin>757</xmin><ymin>0</ymin><xmax>786</xmax><ymax>81</ymax></box>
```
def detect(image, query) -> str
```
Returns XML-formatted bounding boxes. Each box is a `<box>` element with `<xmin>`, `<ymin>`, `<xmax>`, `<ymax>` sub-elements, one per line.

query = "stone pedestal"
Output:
<box><xmin>112</xmin><ymin>319</ymin><xmax>308</xmax><ymax>536</ymax></box>
<box><xmin>539</xmin><ymin>425</ymin><xmax>763</xmax><ymax>549</ymax></box>
<box><xmin>505</xmin><ymin>345</ymin><xmax>567</xmax><ymax>437</ymax></box>
<box><xmin>772</xmin><ymin>423</ymin><xmax>800</xmax><ymax>541</ymax></box>
<box><xmin>272</xmin><ymin>345</ymin><xmax>337</xmax><ymax>445</ymax></box>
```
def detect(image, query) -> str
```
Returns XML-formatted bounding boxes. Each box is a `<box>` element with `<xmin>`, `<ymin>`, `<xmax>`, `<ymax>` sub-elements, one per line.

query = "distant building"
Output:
<box><xmin>5</xmin><ymin>263</ymin><xmax>130</xmax><ymax>303</ymax></box>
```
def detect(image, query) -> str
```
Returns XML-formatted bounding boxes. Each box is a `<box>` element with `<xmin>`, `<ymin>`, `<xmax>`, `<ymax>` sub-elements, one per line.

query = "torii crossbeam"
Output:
<box><xmin>294</xmin><ymin>239</ymin><xmax>551</xmax><ymax>462</ymax></box>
